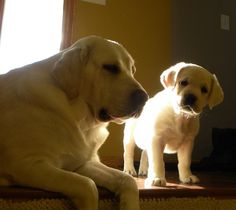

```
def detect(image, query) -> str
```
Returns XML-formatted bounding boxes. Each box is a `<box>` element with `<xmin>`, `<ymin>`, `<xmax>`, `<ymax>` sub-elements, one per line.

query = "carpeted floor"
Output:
<box><xmin>0</xmin><ymin>171</ymin><xmax>235</xmax><ymax>209</ymax></box>
<box><xmin>0</xmin><ymin>197</ymin><xmax>235</xmax><ymax>210</ymax></box>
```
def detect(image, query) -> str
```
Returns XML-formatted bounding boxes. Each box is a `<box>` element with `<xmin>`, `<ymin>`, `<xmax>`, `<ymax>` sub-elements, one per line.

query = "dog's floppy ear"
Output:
<box><xmin>208</xmin><ymin>74</ymin><xmax>224</xmax><ymax>109</ymax></box>
<box><xmin>160</xmin><ymin>62</ymin><xmax>186</xmax><ymax>88</ymax></box>
<box><xmin>51</xmin><ymin>46</ymin><xmax>89</xmax><ymax>99</ymax></box>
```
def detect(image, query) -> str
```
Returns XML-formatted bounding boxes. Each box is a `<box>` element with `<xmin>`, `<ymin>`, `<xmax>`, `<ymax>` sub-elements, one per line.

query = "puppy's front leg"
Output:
<box><xmin>123</xmin><ymin>120</ymin><xmax>137</xmax><ymax>176</ymax></box>
<box><xmin>177</xmin><ymin>138</ymin><xmax>199</xmax><ymax>184</ymax></box>
<box><xmin>145</xmin><ymin>137</ymin><xmax>166</xmax><ymax>187</ymax></box>
<box><xmin>76</xmin><ymin>160</ymin><xmax>140</xmax><ymax>210</ymax></box>
<box><xmin>138</xmin><ymin>150</ymin><xmax>148</xmax><ymax>176</ymax></box>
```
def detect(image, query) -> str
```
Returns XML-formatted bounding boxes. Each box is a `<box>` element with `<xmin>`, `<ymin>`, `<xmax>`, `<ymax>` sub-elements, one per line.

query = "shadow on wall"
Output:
<box><xmin>171</xmin><ymin>0</ymin><xmax>236</xmax><ymax>160</ymax></box>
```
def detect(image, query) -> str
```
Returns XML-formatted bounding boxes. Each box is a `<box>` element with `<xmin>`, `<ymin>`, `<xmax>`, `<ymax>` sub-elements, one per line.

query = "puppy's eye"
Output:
<box><xmin>103</xmin><ymin>64</ymin><xmax>120</xmax><ymax>74</ymax></box>
<box><xmin>201</xmin><ymin>86</ymin><xmax>208</xmax><ymax>94</ymax></box>
<box><xmin>179</xmin><ymin>80</ymin><xmax>188</xmax><ymax>86</ymax></box>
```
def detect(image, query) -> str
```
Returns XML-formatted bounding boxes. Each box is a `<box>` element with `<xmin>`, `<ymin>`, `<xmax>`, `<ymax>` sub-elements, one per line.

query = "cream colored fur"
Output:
<box><xmin>0</xmin><ymin>36</ymin><xmax>148</xmax><ymax>210</ymax></box>
<box><xmin>123</xmin><ymin>62</ymin><xmax>224</xmax><ymax>187</ymax></box>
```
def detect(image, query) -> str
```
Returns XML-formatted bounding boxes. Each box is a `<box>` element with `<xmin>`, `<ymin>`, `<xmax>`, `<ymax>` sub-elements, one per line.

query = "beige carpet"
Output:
<box><xmin>0</xmin><ymin>197</ymin><xmax>235</xmax><ymax>210</ymax></box>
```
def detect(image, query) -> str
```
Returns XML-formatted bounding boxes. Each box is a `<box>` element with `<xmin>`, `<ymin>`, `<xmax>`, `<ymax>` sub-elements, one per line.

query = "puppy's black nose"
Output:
<box><xmin>183</xmin><ymin>94</ymin><xmax>197</xmax><ymax>106</ymax></box>
<box><xmin>131</xmin><ymin>89</ymin><xmax>148</xmax><ymax>109</ymax></box>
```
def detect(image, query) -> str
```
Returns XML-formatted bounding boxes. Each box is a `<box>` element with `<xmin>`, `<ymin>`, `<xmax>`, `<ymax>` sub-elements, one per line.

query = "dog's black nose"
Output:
<box><xmin>183</xmin><ymin>94</ymin><xmax>197</xmax><ymax>106</ymax></box>
<box><xmin>131</xmin><ymin>89</ymin><xmax>148</xmax><ymax>109</ymax></box>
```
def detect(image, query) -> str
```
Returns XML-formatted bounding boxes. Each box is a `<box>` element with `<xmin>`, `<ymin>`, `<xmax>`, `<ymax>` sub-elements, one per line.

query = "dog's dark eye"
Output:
<box><xmin>103</xmin><ymin>64</ymin><xmax>120</xmax><ymax>74</ymax></box>
<box><xmin>201</xmin><ymin>86</ymin><xmax>208</xmax><ymax>94</ymax></box>
<box><xmin>179</xmin><ymin>80</ymin><xmax>188</xmax><ymax>87</ymax></box>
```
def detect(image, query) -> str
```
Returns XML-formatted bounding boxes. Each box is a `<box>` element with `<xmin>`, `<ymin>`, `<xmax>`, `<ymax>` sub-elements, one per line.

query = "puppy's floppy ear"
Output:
<box><xmin>51</xmin><ymin>46</ymin><xmax>89</xmax><ymax>99</ymax></box>
<box><xmin>208</xmin><ymin>74</ymin><xmax>224</xmax><ymax>109</ymax></box>
<box><xmin>160</xmin><ymin>62</ymin><xmax>186</xmax><ymax>88</ymax></box>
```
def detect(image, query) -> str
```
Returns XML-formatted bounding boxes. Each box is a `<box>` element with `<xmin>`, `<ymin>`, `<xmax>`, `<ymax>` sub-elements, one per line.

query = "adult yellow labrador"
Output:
<box><xmin>0</xmin><ymin>36</ymin><xmax>148</xmax><ymax>210</ymax></box>
<box><xmin>123</xmin><ymin>62</ymin><xmax>224</xmax><ymax>187</ymax></box>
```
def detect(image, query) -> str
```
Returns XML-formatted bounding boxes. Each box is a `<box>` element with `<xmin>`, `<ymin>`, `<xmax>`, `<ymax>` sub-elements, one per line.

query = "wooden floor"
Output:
<box><xmin>0</xmin><ymin>171</ymin><xmax>235</xmax><ymax>200</ymax></box>
<box><xmin>135</xmin><ymin>171</ymin><xmax>236</xmax><ymax>199</ymax></box>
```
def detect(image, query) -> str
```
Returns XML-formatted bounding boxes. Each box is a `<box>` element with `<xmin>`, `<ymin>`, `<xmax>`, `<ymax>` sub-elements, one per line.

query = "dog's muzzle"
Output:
<box><xmin>183</xmin><ymin>94</ymin><xmax>197</xmax><ymax>107</ymax></box>
<box><xmin>98</xmin><ymin>89</ymin><xmax>148</xmax><ymax>122</ymax></box>
<box><xmin>130</xmin><ymin>89</ymin><xmax>148</xmax><ymax>117</ymax></box>
<box><xmin>181</xmin><ymin>93</ymin><xmax>200</xmax><ymax>115</ymax></box>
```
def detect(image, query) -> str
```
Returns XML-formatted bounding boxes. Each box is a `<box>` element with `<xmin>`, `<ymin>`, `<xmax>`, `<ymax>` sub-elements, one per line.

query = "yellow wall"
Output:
<box><xmin>72</xmin><ymin>0</ymin><xmax>171</xmax><ymax>160</ymax></box>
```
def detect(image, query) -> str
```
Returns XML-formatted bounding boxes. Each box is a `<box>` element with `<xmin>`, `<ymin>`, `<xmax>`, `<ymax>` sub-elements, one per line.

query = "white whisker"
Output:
<box><xmin>180</xmin><ymin>105</ymin><xmax>200</xmax><ymax>116</ymax></box>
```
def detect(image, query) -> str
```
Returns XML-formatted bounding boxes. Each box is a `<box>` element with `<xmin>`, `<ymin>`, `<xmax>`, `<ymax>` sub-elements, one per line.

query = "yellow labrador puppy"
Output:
<box><xmin>123</xmin><ymin>62</ymin><xmax>224</xmax><ymax>187</ymax></box>
<box><xmin>0</xmin><ymin>36</ymin><xmax>148</xmax><ymax>210</ymax></box>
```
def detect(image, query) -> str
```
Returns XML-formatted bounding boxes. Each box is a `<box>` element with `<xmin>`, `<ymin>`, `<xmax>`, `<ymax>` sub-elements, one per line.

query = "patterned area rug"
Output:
<box><xmin>0</xmin><ymin>197</ymin><xmax>235</xmax><ymax>210</ymax></box>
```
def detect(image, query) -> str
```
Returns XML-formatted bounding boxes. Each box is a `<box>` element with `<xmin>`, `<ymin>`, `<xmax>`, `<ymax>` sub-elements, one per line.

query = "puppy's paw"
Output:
<box><xmin>180</xmin><ymin>174</ymin><xmax>200</xmax><ymax>184</ymax></box>
<box><xmin>138</xmin><ymin>169</ymin><xmax>147</xmax><ymax>177</ymax></box>
<box><xmin>138</xmin><ymin>166</ymin><xmax>148</xmax><ymax>177</ymax></box>
<box><xmin>123</xmin><ymin>166</ymin><xmax>137</xmax><ymax>176</ymax></box>
<box><xmin>145</xmin><ymin>177</ymin><xmax>166</xmax><ymax>187</ymax></box>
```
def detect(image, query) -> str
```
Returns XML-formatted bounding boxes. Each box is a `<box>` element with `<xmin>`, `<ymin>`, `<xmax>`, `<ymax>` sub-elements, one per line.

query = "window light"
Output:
<box><xmin>0</xmin><ymin>0</ymin><xmax>63</xmax><ymax>74</ymax></box>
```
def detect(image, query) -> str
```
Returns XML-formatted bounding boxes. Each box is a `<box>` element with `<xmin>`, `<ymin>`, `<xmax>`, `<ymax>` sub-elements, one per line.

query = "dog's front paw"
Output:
<box><xmin>145</xmin><ymin>177</ymin><xmax>166</xmax><ymax>187</ymax></box>
<box><xmin>119</xmin><ymin>175</ymin><xmax>140</xmax><ymax>210</ymax></box>
<box><xmin>180</xmin><ymin>174</ymin><xmax>200</xmax><ymax>184</ymax></box>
